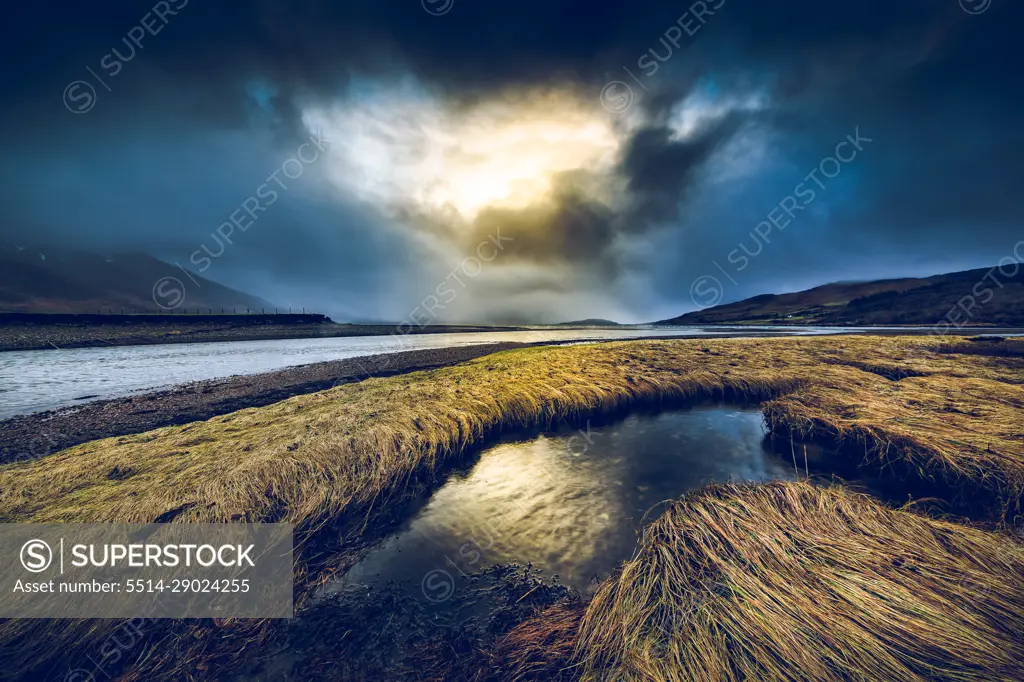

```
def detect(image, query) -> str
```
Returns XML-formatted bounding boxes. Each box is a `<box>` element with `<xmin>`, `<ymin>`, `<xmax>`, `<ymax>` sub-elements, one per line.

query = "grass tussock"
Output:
<box><xmin>494</xmin><ymin>603</ymin><xmax>583</xmax><ymax>681</ymax></box>
<box><xmin>568</xmin><ymin>481</ymin><xmax>1024</xmax><ymax>682</ymax></box>
<box><xmin>0</xmin><ymin>335</ymin><xmax>1021</xmax><ymax>529</ymax></box>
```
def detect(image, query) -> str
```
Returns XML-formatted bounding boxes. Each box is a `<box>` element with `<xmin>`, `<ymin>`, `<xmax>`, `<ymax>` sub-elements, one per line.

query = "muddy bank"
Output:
<box><xmin>0</xmin><ymin>342</ymin><xmax>532</xmax><ymax>463</ymax></box>
<box><xmin>253</xmin><ymin>564</ymin><xmax>576</xmax><ymax>682</ymax></box>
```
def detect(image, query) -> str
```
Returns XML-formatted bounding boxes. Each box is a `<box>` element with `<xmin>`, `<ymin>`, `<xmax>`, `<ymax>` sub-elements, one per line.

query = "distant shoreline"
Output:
<box><xmin>0</xmin><ymin>314</ymin><xmax>530</xmax><ymax>352</ymax></box>
<box><xmin>2</xmin><ymin>312</ymin><xmax>1022</xmax><ymax>353</ymax></box>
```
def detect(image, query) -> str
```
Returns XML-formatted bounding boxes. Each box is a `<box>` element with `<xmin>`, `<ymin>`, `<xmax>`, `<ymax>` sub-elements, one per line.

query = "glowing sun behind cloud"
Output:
<box><xmin>303</xmin><ymin>84</ymin><xmax>626</xmax><ymax>224</ymax></box>
<box><xmin>299</xmin><ymin>78</ymin><xmax>769</xmax><ymax>324</ymax></box>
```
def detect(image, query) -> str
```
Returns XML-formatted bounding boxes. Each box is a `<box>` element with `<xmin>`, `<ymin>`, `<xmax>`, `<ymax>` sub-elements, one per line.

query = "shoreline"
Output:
<box><xmin>0</xmin><ymin>320</ymin><xmax>530</xmax><ymax>352</ymax></box>
<box><xmin>6</xmin><ymin>335</ymin><xmax>1021</xmax><ymax>525</ymax></box>
<box><xmin>0</xmin><ymin>342</ymin><xmax>533</xmax><ymax>463</ymax></box>
<box><xmin>0</xmin><ymin>332</ymin><xmax>785</xmax><ymax>458</ymax></box>
<box><xmin>4</xmin><ymin>315</ymin><xmax>1022</xmax><ymax>353</ymax></box>
<box><xmin>5</xmin><ymin>329</ymin><xmax>1023</xmax><ymax>463</ymax></box>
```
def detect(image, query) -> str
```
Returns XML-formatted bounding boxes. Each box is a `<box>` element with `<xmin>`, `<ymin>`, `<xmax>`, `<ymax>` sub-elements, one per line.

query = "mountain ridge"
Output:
<box><xmin>0</xmin><ymin>246</ymin><xmax>273</xmax><ymax>313</ymax></box>
<box><xmin>658</xmin><ymin>265</ymin><xmax>1024</xmax><ymax>326</ymax></box>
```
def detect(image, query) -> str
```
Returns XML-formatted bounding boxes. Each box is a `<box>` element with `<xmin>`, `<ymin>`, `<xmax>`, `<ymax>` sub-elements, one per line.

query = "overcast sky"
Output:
<box><xmin>2</xmin><ymin>0</ymin><xmax>1022</xmax><ymax>323</ymax></box>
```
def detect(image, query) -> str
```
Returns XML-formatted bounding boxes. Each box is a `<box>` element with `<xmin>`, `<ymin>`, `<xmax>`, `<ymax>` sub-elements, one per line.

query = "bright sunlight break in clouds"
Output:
<box><xmin>303</xmin><ymin>85</ymin><xmax>625</xmax><ymax>223</ymax></box>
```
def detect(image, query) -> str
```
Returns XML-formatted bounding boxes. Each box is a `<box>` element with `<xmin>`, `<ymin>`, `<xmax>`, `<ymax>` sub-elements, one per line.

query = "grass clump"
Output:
<box><xmin>529</xmin><ymin>481</ymin><xmax>1024</xmax><ymax>682</ymax></box>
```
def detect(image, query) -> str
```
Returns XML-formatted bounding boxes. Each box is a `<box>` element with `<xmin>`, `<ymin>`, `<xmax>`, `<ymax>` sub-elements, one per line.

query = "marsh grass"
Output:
<box><xmin>1</xmin><ymin>336</ymin><xmax>1021</xmax><ymax>528</ymax></box>
<box><xmin>567</xmin><ymin>481</ymin><xmax>1024</xmax><ymax>682</ymax></box>
<box><xmin>0</xmin><ymin>335</ymin><xmax>1022</xmax><ymax>679</ymax></box>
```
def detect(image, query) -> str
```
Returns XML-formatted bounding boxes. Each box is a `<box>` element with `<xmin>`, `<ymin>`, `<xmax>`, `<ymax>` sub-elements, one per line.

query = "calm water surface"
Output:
<box><xmin>326</xmin><ymin>405</ymin><xmax>796</xmax><ymax>602</ymax></box>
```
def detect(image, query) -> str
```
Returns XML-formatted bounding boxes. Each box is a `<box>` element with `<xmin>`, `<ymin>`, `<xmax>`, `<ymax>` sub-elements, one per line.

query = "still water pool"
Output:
<box><xmin>327</xmin><ymin>405</ymin><xmax>796</xmax><ymax>602</ymax></box>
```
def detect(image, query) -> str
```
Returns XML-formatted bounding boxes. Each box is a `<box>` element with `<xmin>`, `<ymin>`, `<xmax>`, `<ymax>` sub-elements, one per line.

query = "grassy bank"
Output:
<box><xmin>0</xmin><ymin>335</ymin><xmax>1021</xmax><ymax>527</ymax></box>
<box><xmin>0</xmin><ymin>335</ymin><xmax>1022</xmax><ymax>678</ymax></box>
<box><xmin>502</xmin><ymin>481</ymin><xmax>1024</xmax><ymax>681</ymax></box>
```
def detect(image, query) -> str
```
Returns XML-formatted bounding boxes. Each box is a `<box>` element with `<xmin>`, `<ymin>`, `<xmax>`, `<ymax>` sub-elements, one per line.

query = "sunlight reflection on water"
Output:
<box><xmin>330</xmin><ymin>405</ymin><xmax>796</xmax><ymax>599</ymax></box>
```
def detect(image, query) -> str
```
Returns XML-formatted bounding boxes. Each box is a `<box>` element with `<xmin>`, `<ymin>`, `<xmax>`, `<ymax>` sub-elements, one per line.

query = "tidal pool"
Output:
<box><xmin>327</xmin><ymin>405</ymin><xmax>797</xmax><ymax>604</ymax></box>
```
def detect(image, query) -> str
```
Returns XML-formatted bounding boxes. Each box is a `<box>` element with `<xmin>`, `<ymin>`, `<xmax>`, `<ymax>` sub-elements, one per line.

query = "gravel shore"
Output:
<box><xmin>0</xmin><ymin>342</ymin><xmax>530</xmax><ymax>463</ymax></box>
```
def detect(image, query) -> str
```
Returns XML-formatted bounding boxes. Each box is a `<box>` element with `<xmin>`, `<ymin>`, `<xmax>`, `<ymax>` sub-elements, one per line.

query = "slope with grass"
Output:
<box><xmin>659</xmin><ymin>265</ymin><xmax>1024</xmax><ymax>326</ymax></box>
<box><xmin>0</xmin><ymin>247</ymin><xmax>273</xmax><ymax>313</ymax></box>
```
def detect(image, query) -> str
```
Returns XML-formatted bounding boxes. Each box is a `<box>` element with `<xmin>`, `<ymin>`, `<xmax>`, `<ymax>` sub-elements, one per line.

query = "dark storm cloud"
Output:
<box><xmin>2</xmin><ymin>0</ymin><xmax>1023</xmax><ymax>321</ymax></box>
<box><xmin>621</xmin><ymin>113</ymin><xmax>748</xmax><ymax>226</ymax></box>
<box><xmin>2</xmin><ymin>0</ymin><xmax>988</xmax><ymax>129</ymax></box>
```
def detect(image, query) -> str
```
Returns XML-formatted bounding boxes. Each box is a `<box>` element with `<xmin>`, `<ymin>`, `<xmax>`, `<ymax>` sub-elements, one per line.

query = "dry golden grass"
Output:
<box><xmin>0</xmin><ymin>335</ymin><xmax>1021</xmax><ymax>529</ymax></box>
<box><xmin>495</xmin><ymin>603</ymin><xmax>583</xmax><ymax>681</ymax></box>
<box><xmin>0</xmin><ymin>335</ymin><xmax>1022</xmax><ymax>679</ymax></box>
<box><xmin>569</xmin><ymin>481</ymin><xmax>1024</xmax><ymax>682</ymax></box>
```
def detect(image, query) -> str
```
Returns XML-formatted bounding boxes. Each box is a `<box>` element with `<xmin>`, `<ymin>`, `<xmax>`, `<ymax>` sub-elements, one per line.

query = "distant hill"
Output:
<box><xmin>0</xmin><ymin>246</ymin><xmax>274</xmax><ymax>313</ymax></box>
<box><xmin>658</xmin><ymin>265</ymin><xmax>1024</xmax><ymax>326</ymax></box>
<box><xmin>553</xmin><ymin>319</ymin><xmax>622</xmax><ymax>327</ymax></box>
